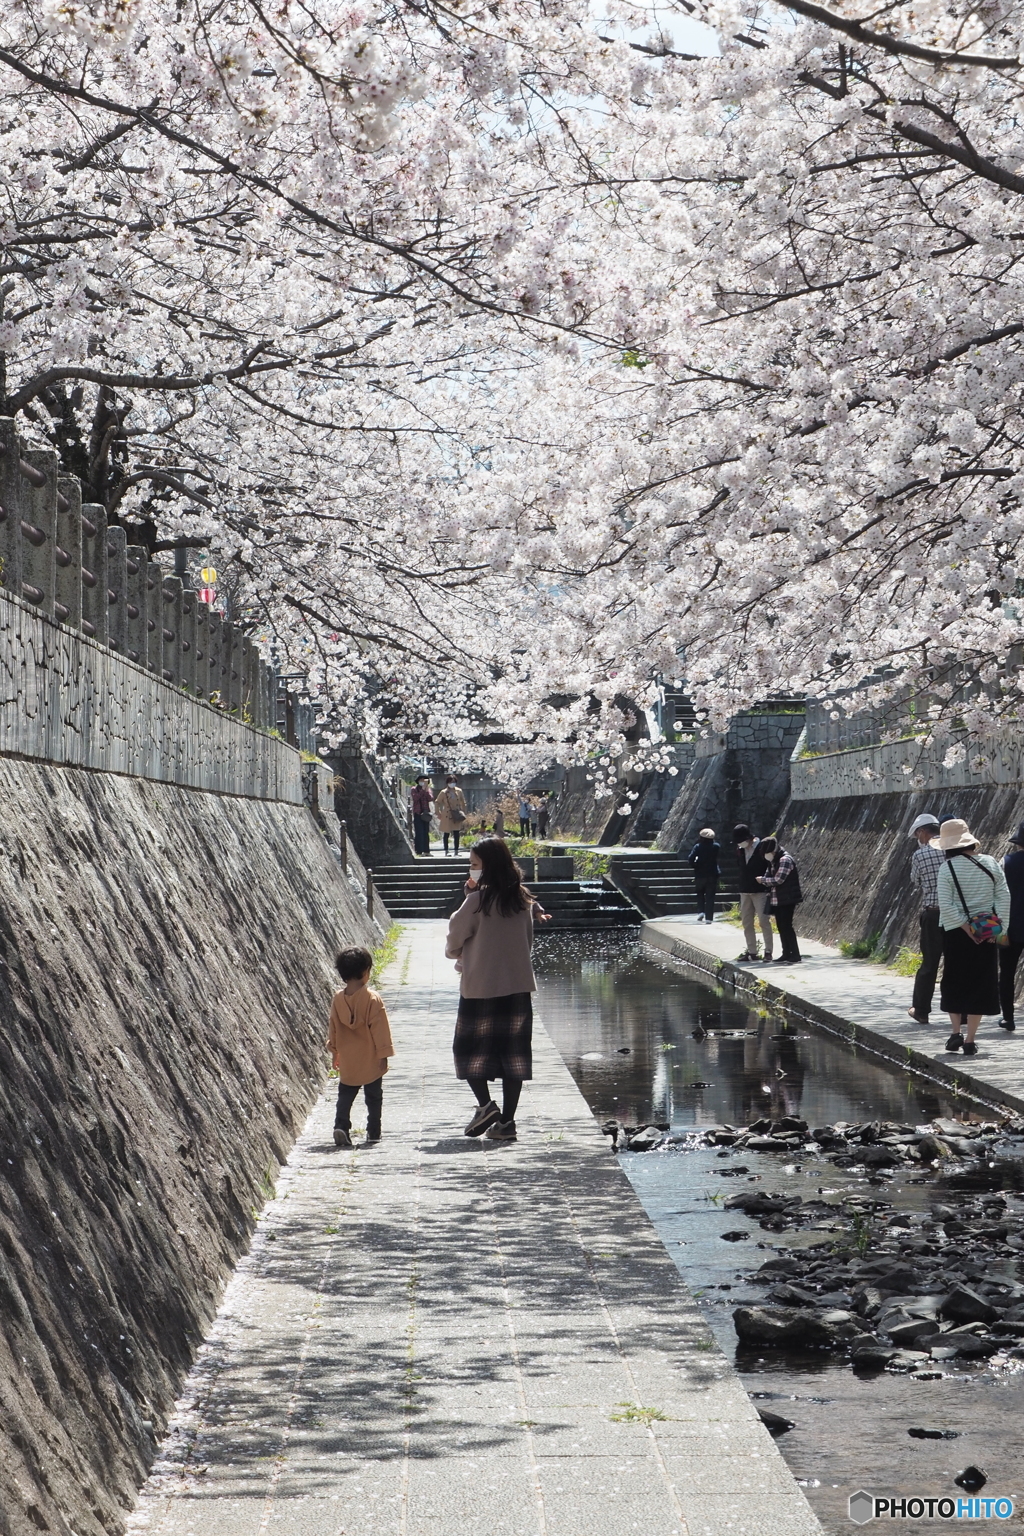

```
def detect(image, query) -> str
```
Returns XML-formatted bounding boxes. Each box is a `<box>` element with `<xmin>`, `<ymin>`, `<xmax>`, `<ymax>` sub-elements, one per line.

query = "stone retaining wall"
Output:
<box><xmin>791</xmin><ymin>726</ymin><xmax>1024</xmax><ymax>800</ymax></box>
<box><xmin>0</xmin><ymin>757</ymin><xmax>385</xmax><ymax>1536</ymax></box>
<box><xmin>1</xmin><ymin>589</ymin><xmax>301</xmax><ymax>801</ymax></box>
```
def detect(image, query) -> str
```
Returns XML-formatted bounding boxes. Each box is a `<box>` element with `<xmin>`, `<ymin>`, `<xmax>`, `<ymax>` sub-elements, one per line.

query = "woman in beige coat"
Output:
<box><xmin>435</xmin><ymin>774</ymin><xmax>468</xmax><ymax>855</ymax></box>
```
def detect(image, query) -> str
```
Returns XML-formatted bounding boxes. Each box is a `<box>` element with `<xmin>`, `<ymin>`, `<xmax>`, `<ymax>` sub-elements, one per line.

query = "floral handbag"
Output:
<box><xmin>948</xmin><ymin>861</ymin><xmax>1008</xmax><ymax>946</ymax></box>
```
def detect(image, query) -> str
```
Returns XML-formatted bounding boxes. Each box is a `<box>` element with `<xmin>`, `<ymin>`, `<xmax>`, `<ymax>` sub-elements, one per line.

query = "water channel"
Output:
<box><xmin>532</xmin><ymin>931</ymin><xmax>1024</xmax><ymax>1535</ymax></box>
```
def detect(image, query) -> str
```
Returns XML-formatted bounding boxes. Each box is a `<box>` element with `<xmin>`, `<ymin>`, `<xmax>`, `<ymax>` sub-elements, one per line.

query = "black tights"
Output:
<box><xmin>443</xmin><ymin>831</ymin><xmax>461</xmax><ymax>852</ymax></box>
<box><xmin>468</xmin><ymin>1075</ymin><xmax>522</xmax><ymax>1123</ymax></box>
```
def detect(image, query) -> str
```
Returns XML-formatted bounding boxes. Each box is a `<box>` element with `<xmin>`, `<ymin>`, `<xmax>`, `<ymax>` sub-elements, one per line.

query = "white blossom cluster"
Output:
<box><xmin>3</xmin><ymin>0</ymin><xmax>1024</xmax><ymax>763</ymax></box>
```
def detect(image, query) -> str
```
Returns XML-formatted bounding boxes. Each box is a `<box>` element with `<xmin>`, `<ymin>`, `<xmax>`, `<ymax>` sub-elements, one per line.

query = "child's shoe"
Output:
<box><xmin>465</xmin><ymin>1101</ymin><xmax>501</xmax><ymax>1137</ymax></box>
<box><xmin>333</xmin><ymin>1127</ymin><xmax>353</xmax><ymax>1147</ymax></box>
<box><xmin>486</xmin><ymin>1119</ymin><xmax>517</xmax><ymax>1141</ymax></box>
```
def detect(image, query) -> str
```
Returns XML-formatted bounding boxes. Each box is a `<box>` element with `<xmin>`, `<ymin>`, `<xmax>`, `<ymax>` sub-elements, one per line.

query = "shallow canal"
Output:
<box><xmin>532</xmin><ymin>931</ymin><xmax>1024</xmax><ymax>1535</ymax></box>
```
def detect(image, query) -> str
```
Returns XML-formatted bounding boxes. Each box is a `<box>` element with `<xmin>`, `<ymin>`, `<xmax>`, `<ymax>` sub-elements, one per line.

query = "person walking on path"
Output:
<box><xmin>756</xmin><ymin>837</ymin><xmax>803</xmax><ymax>962</ymax></box>
<box><xmin>907</xmin><ymin>813</ymin><xmax>944</xmax><ymax>1024</ymax></box>
<box><xmin>936</xmin><ymin>818</ymin><xmax>1011</xmax><ymax>1056</ymax></box>
<box><xmin>436</xmin><ymin>774</ymin><xmax>468</xmax><ymax>855</ymax></box>
<box><xmin>446</xmin><ymin>839</ymin><xmax>547</xmax><ymax>1142</ymax></box>
<box><xmin>518</xmin><ymin>794</ymin><xmax>532</xmax><ymax>837</ymax></box>
<box><xmin>327</xmin><ymin>946</ymin><xmax>395</xmax><ymax>1148</ymax></box>
<box><xmin>998</xmin><ymin>821</ymin><xmax>1024</xmax><ymax>1032</ymax></box>
<box><xmin>688</xmin><ymin>828</ymin><xmax>721</xmax><ymax>922</ymax></box>
<box><xmin>733</xmin><ymin>823</ymin><xmax>773</xmax><ymax>961</ymax></box>
<box><xmin>410</xmin><ymin>775</ymin><xmax>434</xmax><ymax>857</ymax></box>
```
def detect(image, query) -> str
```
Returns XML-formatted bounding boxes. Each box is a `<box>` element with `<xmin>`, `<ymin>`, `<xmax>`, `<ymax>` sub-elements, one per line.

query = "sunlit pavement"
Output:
<box><xmin>129</xmin><ymin>922</ymin><xmax>820</xmax><ymax>1536</ymax></box>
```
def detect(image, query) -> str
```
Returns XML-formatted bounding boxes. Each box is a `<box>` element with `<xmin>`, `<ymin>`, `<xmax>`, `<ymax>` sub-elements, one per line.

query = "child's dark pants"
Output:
<box><xmin>335</xmin><ymin>1077</ymin><xmax>383</xmax><ymax>1138</ymax></box>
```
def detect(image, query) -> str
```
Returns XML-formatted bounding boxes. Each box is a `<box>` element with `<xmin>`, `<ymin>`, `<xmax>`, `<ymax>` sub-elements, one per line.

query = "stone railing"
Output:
<box><xmin>0</xmin><ymin>417</ymin><xmax>278</xmax><ymax>728</ymax></box>
<box><xmin>0</xmin><ymin>587</ymin><xmax>303</xmax><ymax>799</ymax></box>
<box><xmin>789</xmin><ymin>725</ymin><xmax>1024</xmax><ymax>800</ymax></box>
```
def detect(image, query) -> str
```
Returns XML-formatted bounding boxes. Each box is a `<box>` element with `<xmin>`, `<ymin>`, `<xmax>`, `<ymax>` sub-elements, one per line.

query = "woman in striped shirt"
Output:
<box><xmin>936</xmin><ymin>819</ymin><xmax>1011</xmax><ymax>1057</ymax></box>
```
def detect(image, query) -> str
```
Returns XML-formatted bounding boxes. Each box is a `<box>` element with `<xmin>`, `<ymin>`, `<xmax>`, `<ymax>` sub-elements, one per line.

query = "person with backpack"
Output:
<box><xmin>687</xmin><ymin>828</ymin><xmax>721</xmax><ymax>922</ymax></box>
<box><xmin>937</xmin><ymin>818</ymin><xmax>1010</xmax><ymax>1056</ymax></box>
<box><xmin>733</xmin><ymin>823</ymin><xmax>773</xmax><ymax>962</ymax></box>
<box><xmin>756</xmin><ymin>837</ymin><xmax>803</xmax><ymax>962</ymax></box>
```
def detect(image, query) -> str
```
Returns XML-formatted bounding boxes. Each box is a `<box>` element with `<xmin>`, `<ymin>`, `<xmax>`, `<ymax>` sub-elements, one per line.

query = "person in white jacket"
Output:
<box><xmin>935</xmin><ymin>818</ymin><xmax>1011</xmax><ymax>1057</ymax></box>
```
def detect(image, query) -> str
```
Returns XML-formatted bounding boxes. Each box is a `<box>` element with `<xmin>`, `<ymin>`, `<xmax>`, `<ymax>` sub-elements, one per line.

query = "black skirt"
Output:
<box><xmin>939</xmin><ymin>926</ymin><xmax>999</xmax><ymax>1015</ymax></box>
<box><xmin>453</xmin><ymin>993</ymin><xmax>533</xmax><ymax>1080</ymax></box>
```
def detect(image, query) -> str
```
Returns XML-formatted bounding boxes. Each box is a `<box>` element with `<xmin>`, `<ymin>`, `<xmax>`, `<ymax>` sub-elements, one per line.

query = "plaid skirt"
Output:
<box><xmin>453</xmin><ymin>992</ymin><xmax>533</xmax><ymax>1080</ymax></box>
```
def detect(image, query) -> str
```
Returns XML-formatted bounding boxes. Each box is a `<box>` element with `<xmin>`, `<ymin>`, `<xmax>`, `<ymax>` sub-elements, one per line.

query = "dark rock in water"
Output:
<box><xmin>955</xmin><ymin>1467</ymin><xmax>987</xmax><ymax>1493</ymax></box>
<box><xmin>774</xmin><ymin>1117</ymin><xmax>809</xmax><ymax>1135</ymax></box>
<box><xmin>934</xmin><ymin>1118</ymin><xmax>972</xmax><ymax>1138</ymax></box>
<box><xmin>941</xmin><ymin>1285</ymin><xmax>1000</xmax><ymax>1324</ymax></box>
<box><xmin>757</xmin><ymin>1408</ymin><xmax>795</xmax><ymax>1434</ymax></box>
<box><xmin>888</xmin><ymin>1318</ymin><xmax>940</xmax><ymax>1347</ymax></box>
<box><xmin>747</xmin><ymin>1118</ymin><xmax>772</xmax><ymax>1134</ymax></box>
<box><xmin>852</xmin><ymin>1343</ymin><xmax>896</xmax><ymax>1370</ymax></box>
<box><xmin>721</xmin><ymin>1230</ymin><xmax>750</xmax><ymax>1242</ymax></box>
<box><xmin>733</xmin><ymin>1306</ymin><xmax>866</xmax><ymax>1349</ymax></box>
<box><xmin>769</xmin><ymin>1283</ymin><xmax>821</xmax><ymax>1306</ymax></box>
<box><xmin>862</xmin><ymin>1146</ymin><xmax>900</xmax><ymax>1168</ymax></box>
<box><xmin>755</xmin><ymin>1257</ymin><xmax>800</xmax><ymax>1281</ymax></box>
<box><xmin>627</xmin><ymin>1126</ymin><xmax>664</xmax><ymax>1150</ymax></box>
<box><xmin>918</xmin><ymin>1135</ymin><xmax>954</xmax><ymax>1162</ymax></box>
<box><xmin>866</xmin><ymin>1263</ymin><xmax>924</xmax><ymax>1293</ymax></box>
<box><xmin>616</xmin><ymin>1046</ymin><xmax>631</xmax><ymax>1054</ymax></box>
<box><xmin>908</xmin><ymin>1427</ymin><xmax>959</xmax><ymax>1440</ymax></box>
<box><xmin>724</xmin><ymin>1191</ymin><xmax>793</xmax><ymax>1214</ymax></box>
<box><xmin>746</xmin><ymin>1136</ymin><xmax>803</xmax><ymax>1152</ymax></box>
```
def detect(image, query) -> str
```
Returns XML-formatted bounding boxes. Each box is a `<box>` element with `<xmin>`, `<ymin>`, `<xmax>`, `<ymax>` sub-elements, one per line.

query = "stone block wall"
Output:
<box><xmin>657</xmin><ymin>713</ymin><xmax>806</xmax><ymax>852</ymax></box>
<box><xmin>1</xmin><ymin>590</ymin><xmax>301</xmax><ymax>800</ymax></box>
<box><xmin>790</xmin><ymin>727</ymin><xmax>1024</xmax><ymax>800</ymax></box>
<box><xmin>0</xmin><ymin>757</ymin><xmax>386</xmax><ymax>1536</ymax></box>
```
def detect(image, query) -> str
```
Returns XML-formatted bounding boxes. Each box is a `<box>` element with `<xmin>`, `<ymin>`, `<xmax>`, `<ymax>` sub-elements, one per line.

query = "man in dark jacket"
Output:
<box><xmin>998</xmin><ymin>821</ymin><xmax>1024</xmax><ymax>1030</ymax></box>
<box><xmin>410</xmin><ymin>775</ymin><xmax>434</xmax><ymax>856</ymax></box>
<box><xmin>733</xmin><ymin>823</ymin><xmax>773</xmax><ymax>962</ymax></box>
<box><xmin>757</xmin><ymin>837</ymin><xmax>802</xmax><ymax>962</ymax></box>
<box><xmin>688</xmin><ymin>828</ymin><xmax>721</xmax><ymax>922</ymax></box>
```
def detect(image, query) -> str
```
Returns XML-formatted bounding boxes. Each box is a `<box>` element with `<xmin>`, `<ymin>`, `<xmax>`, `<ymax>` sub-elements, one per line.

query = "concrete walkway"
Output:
<box><xmin>129</xmin><ymin>922</ymin><xmax>820</xmax><ymax>1536</ymax></box>
<box><xmin>643</xmin><ymin>916</ymin><xmax>1024</xmax><ymax>1119</ymax></box>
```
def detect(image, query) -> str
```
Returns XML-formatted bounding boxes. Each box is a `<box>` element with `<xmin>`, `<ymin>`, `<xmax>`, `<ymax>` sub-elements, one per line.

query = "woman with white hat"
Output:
<box><xmin>936</xmin><ymin>819</ymin><xmax>1011</xmax><ymax>1055</ymax></box>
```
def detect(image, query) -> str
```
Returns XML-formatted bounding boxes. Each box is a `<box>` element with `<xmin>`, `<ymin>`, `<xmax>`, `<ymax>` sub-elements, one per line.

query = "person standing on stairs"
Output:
<box><xmin>756</xmin><ymin>837</ymin><xmax>803</xmax><ymax>962</ymax></box>
<box><xmin>906</xmin><ymin>812</ymin><xmax>944</xmax><ymax>1025</ymax></box>
<box><xmin>410</xmin><ymin>774</ymin><xmax>434</xmax><ymax>857</ymax></box>
<box><xmin>446</xmin><ymin>838</ymin><xmax>549</xmax><ymax>1142</ymax></box>
<box><xmin>733</xmin><ymin>824</ymin><xmax>773</xmax><ymax>962</ymax></box>
<box><xmin>436</xmin><ymin>774</ymin><xmax>468</xmax><ymax>856</ymax></box>
<box><xmin>998</xmin><ymin>821</ymin><xmax>1024</xmax><ymax>1031</ymax></box>
<box><xmin>688</xmin><ymin>827</ymin><xmax>721</xmax><ymax>922</ymax></box>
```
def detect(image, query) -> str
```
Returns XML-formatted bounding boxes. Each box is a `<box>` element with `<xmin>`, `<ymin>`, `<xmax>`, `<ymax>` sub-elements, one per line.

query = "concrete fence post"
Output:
<box><xmin>194</xmin><ymin>601</ymin><xmax>212</xmax><ymax>700</ymax></box>
<box><xmin>179</xmin><ymin>585</ymin><xmax>198</xmax><ymax>692</ymax></box>
<box><xmin>242</xmin><ymin>641</ymin><xmax>259</xmax><ymax>725</ymax></box>
<box><xmin>223</xmin><ymin>625</ymin><xmax>242</xmax><ymax>713</ymax></box>
<box><xmin>21</xmin><ymin>449</ymin><xmax>58</xmax><ymax>617</ymax></box>
<box><xmin>123</xmin><ymin>543</ymin><xmax>147</xmax><ymax>662</ymax></box>
<box><xmin>161</xmin><ymin>576</ymin><xmax>183</xmax><ymax>684</ymax></box>
<box><xmin>106</xmin><ymin>529</ymin><xmax>128</xmax><ymax>653</ymax></box>
<box><xmin>0</xmin><ymin>418</ymin><xmax>24</xmax><ymax>598</ymax></box>
<box><xmin>144</xmin><ymin>563</ymin><xmax>164</xmax><ymax>674</ymax></box>
<box><xmin>81</xmin><ymin>504</ymin><xmax>108</xmax><ymax>643</ymax></box>
<box><xmin>55</xmin><ymin>475</ymin><xmax>83</xmax><ymax>630</ymax></box>
<box><xmin>206</xmin><ymin>614</ymin><xmax>225</xmax><ymax>706</ymax></box>
<box><xmin>366</xmin><ymin>867</ymin><xmax>374</xmax><ymax>920</ymax></box>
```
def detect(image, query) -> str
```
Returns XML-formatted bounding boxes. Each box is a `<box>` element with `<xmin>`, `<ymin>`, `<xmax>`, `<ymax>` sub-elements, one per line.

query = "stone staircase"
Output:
<box><xmin>607</xmin><ymin>851</ymin><xmax>742</xmax><ymax>919</ymax></box>
<box><xmin>371</xmin><ymin>858</ymin><xmax>640</xmax><ymax>929</ymax></box>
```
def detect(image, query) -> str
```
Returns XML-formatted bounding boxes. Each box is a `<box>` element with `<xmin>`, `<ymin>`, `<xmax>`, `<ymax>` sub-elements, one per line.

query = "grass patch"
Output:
<box><xmin>838</xmin><ymin>932</ymin><xmax>887</xmax><ymax>962</ymax></box>
<box><xmin>610</xmin><ymin>1403</ymin><xmax>669</xmax><ymax>1424</ymax></box>
<box><xmin>889</xmin><ymin>945</ymin><xmax>922</xmax><ymax>977</ymax></box>
<box><xmin>372</xmin><ymin>922</ymin><xmax>405</xmax><ymax>979</ymax></box>
<box><xmin>573</xmin><ymin>848</ymin><xmax>610</xmax><ymax>879</ymax></box>
<box><xmin>719</xmin><ymin>901</ymin><xmax>743</xmax><ymax>927</ymax></box>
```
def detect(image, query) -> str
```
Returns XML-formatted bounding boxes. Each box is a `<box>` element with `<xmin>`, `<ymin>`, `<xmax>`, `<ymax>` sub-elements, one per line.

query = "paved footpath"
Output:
<box><xmin>128</xmin><ymin>922</ymin><xmax>820</xmax><ymax>1536</ymax></box>
<box><xmin>643</xmin><ymin>916</ymin><xmax>1024</xmax><ymax>1119</ymax></box>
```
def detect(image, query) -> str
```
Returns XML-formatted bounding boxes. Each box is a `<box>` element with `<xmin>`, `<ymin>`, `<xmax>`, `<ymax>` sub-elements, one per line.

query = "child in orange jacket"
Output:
<box><xmin>327</xmin><ymin>946</ymin><xmax>395</xmax><ymax>1148</ymax></box>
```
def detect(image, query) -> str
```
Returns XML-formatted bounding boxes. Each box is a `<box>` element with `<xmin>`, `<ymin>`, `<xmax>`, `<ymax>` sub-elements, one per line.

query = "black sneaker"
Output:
<box><xmin>945</xmin><ymin>1033</ymin><xmax>964</xmax><ymax>1052</ymax></box>
<box><xmin>999</xmin><ymin>1018</ymin><xmax>1016</xmax><ymax>1031</ymax></box>
<box><xmin>486</xmin><ymin>1119</ymin><xmax>517</xmax><ymax>1141</ymax></box>
<box><xmin>465</xmin><ymin>1101</ymin><xmax>501</xmax><ymax>1137</ymax></box>
<box><xmin>333</xmin><ymin>1127</ymin><xmax>353</xmax><ymax>1147</ymax></box>
<box><xmin>962</xmin><ymin>1040</ymin><xmax>978</xmax><ymax>1056</ymax></box>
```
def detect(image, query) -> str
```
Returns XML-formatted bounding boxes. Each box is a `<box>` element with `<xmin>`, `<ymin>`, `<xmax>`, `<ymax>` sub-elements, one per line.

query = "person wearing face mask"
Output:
<box><xmin>435</xmin><ymin>774</ymin><xmax>468</xmax><ymax>856</ymax></box>
<box><xmin>445</xmin><ymin>838</ymin><xmax>549</xmax><ymax>1141</ymax></box>
<box><xmin>756</xmin><ymin>836</ymin><xmax>803</xmax><ymax>962</ymax></box>
<box><xmin>733</xmin><ymin>823</ymin><xmax>773</xmax><ymax>963</ymax></box>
